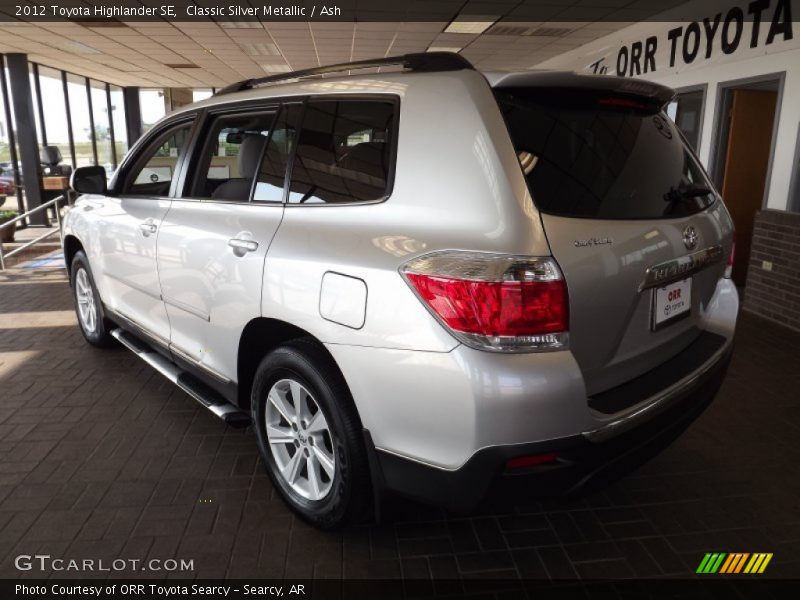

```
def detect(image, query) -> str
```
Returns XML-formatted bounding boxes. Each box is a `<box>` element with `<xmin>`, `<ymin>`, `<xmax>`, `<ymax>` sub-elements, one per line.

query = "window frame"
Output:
<box><xmin>112</xmin><ymin>114</ymin><xmax>198</xmax><ymax>198</ymax></box>
<box><xmin>171</xmin><ymin>93</ymin><xmax>400</xmax><ymax>207</ymax></box>
<box><xmin>178</xmin><ymin>103</ymin><xmax>281</xmax><ymax>205</ymax></box>
<box><xmin>284</xmin><ymin>94</ymin><xmax>400</xmax><ymax>208</ymax></box>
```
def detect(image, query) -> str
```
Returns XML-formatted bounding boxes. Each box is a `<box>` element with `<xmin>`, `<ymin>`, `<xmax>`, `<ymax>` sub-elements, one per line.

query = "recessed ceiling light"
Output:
<box><xmin>427</xmin><ymin>46</ymin><xmax>463</xmax><ymax>53</ymax></box>
<box><xmin>52</xmin><ymin>40</ymin><xmax>100</xmax><ymax>54</ymax></box>
<box><xmin>240</xmin><ymin>42</ymin><xmax>280</xmax><ymax>56</ymax></box>
<box><xmin>261</xmin><ymin>64</ymin><xmax>291</xmax><ymax>73</ymax></box>
<box><xmin>444</xmin><ymin>17</ymin><xmax>499</xmax><ymax>35</ymax></box>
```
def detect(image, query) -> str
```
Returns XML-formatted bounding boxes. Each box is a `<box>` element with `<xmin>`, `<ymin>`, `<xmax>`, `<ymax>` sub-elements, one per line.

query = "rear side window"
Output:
<box><xmin>495</xmin><ymin>89</ymin><xmax>715</xmax><ymax>219</ymax></box>
<box><xmin>286</xmin><ymin>99</ymin><xmax>395</xmax><ymax>204</ymax></box>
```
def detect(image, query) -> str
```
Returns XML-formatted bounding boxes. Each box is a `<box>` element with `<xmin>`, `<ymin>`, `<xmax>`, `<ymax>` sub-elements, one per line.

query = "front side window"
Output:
<box><xmin>187</xmin><ymin>111</ymin><xmax>277</xmax><ymax>201</ymax></box>
<box><xmin>286</xmin><ymin>100</ymin><xmax>395</xmax><ymax>204</ymax></box>
<box><xmin>122</xmin><ymin>121</ymin><xmax>192</xmax><ymax>196</ymax></box>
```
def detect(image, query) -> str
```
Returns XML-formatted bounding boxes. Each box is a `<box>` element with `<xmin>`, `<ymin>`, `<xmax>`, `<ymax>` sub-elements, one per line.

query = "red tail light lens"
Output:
<box><xmin>505</xmin><ymin>453</ymin><xmax>558</xmax><ymax>470</ymax></box>
<box><xmin>401</xmin><ymin>252</ymin><xmax>569</xmax><ymax>352</ymax></box>
<box><xmin>724</xmin><ymin>240</ymin><xmax>735</xmax><ymax>279</ymax></box>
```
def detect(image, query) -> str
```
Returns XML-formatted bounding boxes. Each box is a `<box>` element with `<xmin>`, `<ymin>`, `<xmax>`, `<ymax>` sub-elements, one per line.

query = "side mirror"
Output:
<box><xmin>70</xmin><ymin>165</ymin><xmax>107</xmax><ymax>195</ymax></box>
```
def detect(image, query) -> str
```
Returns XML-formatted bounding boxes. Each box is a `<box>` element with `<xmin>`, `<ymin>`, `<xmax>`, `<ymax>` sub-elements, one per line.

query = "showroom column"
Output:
<box><xmin>123</xmin><ymin>87</ymin><xmax>143</xmax><ymax>146</ymax></box>
<box><xmin>6</xmin><ymin>53</ymin><xmax>47</xmax><ymax>226</ymax></box>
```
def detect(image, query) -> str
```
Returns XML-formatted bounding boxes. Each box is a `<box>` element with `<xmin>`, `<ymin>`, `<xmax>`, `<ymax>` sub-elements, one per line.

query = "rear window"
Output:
<box><xmin>495</xmin><ymin>88</ymin><xmax>716</xmax><ymax>219</ymax></box>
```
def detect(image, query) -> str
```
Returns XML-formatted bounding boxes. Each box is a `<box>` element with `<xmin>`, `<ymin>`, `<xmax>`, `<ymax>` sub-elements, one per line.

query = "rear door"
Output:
<box><xmin>156</xmin><ymin>102</ymin><xmax>299</xmax><ymax>384</ymax></box>
<box><xmin>495</xmin><ymin>85</ymin><xmax>735</xmax><ymax>395</ymax></box>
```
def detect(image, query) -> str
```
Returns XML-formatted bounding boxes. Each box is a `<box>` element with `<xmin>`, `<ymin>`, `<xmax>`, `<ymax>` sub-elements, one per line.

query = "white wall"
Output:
<box><xmin>535</xmin><ymin>0</ymin><xmax>799</xmax><ymax>211</ymax></box>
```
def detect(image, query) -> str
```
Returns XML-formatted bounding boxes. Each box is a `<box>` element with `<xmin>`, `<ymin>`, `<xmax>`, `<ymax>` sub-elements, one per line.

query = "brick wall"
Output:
<box><xmin>744</xmin><ymin>209</ymin><xmax>800</xmax><ymax>332</ymax></box>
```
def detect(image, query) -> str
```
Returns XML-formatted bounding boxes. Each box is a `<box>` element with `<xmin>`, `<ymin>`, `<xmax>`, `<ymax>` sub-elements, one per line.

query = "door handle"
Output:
<box><xmin>139</xmin><ymin>221</ymin><xmax>157</xmax><ymax>236</ymax></box>
<box><xmin>228</xmin><ymin>238</ymin><xmax>259</xmax><ymax>253</ymax></box>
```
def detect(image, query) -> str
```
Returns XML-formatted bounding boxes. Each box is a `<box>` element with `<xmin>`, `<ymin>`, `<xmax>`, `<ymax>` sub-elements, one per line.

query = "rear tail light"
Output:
<box><xmin>400</xmin><ymin>251</ymin><xmax>569</xmax><ymax>352</ymax></box>
<box><xmin>724</xmin><ymin>240</ymin><xmax>735</xmax><ymax>279</ymax></box>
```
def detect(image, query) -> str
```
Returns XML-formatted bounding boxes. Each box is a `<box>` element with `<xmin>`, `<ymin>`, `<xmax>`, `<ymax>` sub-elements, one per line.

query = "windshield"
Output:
<box><xmin>495</xmin><ymin>88</ymin><xmax>716</xmax><ymax>220</ymax></box>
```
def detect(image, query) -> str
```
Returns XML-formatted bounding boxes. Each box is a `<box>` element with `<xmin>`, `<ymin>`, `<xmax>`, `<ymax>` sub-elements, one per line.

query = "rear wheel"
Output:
<box><xmin>70</xmin><ymin>251</ymin><xmax>113</xmax><ymax>347</ymax></box>
<box><xmin>251</xmin><ymin>340</ymin><xmax>371</xmax><ymax>529</ymax></box>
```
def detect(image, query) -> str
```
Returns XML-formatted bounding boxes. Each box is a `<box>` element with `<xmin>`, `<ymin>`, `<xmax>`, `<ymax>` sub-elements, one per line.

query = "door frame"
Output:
<box><xmin>708</xmin><ymin>71</ymin><xmax>785</xmax><ymax>210</ymax></box>
<box><xmin>788</xmin><ymin>121</ymin><xmax>800</xmax><ymax>214</ymax></box>
<box><xmin>671</xmin><ymin>83</ymin><xmax>708</xmax><ymax>151</ymax></box>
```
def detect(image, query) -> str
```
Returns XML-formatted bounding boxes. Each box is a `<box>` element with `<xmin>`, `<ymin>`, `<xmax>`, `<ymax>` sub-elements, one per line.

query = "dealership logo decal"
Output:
<box><xmin>696</xmin><ymin>552</ymin><xmax>773</xmax><ymax>574</ymax></box>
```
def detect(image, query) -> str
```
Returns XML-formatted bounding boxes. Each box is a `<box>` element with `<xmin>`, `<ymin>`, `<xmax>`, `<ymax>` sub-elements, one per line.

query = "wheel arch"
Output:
<box><xmin>237</xmin><ymin>317</ymin><xmax>353</xmax><ymax>414</ymax></box>
<box><xmin>62</xmin><ymin>234</ymin><xmax>84</xmax><ymax>279</ymax></box>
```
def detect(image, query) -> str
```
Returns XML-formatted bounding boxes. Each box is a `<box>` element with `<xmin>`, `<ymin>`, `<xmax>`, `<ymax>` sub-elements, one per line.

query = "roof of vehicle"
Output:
<box><xmin>172</xmin><ymin>52</ymin><xmax>674</xmax><ymax>115</ymax></box>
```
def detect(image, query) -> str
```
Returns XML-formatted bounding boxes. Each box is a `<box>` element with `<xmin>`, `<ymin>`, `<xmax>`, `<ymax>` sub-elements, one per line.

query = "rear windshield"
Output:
<box><xmin>495</xmin><ymin>88</ymin><xmax>716</xmax><ymax>219</ymax></box>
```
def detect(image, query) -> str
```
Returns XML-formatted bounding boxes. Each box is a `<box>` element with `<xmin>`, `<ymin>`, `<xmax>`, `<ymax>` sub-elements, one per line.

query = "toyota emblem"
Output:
<box><xmin>683</xmin><ymin>226</ymin><xmax>698</xmax><ymax>250</ymax></box>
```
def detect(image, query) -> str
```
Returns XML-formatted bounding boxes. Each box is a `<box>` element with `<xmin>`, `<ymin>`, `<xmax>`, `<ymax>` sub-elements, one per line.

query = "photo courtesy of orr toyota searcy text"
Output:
<box><xmin>15</xmin><ymin>584</ymin><xmax>301</xmax><ymax>597</ymax></box>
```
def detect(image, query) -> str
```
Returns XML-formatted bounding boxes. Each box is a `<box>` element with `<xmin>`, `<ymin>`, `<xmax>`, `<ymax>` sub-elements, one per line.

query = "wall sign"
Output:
<box><xmin>588</xmin><ymin>0</ymin><xmax>793</xmax><ymax>77</ymax></box>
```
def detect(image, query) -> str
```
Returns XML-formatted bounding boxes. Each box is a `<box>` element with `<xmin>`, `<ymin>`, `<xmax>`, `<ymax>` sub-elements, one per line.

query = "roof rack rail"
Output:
<box><xmin>214</xmin><ymin>52</ymin><xmax>474</xmax><ymax>96</ymax></box>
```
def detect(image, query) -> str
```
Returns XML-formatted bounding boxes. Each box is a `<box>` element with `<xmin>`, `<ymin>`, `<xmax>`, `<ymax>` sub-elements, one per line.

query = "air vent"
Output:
<box><xmin>220</xmin><ymin>21</ymin><xmax>262</xmax><ymax>29</ymax></box>
<box><xmin>165</xmin><ymin>63</ymin><xmax>200</xmax><ymax>69</ymax></box>
<box><xmin>530</xmin><ymin>27</ymin><xmax>574</xmax><ymax>37</ymax></box>
<box><xmin>487</xmin><ymin>24</ymin><xmax>531</xmax><ymax>36</ymax></box>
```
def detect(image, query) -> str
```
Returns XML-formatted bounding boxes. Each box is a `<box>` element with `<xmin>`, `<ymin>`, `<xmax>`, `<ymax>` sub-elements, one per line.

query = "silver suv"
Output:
<box><xmin>63</xmin><ymin>53</ymin><xmax>738</xmax><ymax>528</ymax></box>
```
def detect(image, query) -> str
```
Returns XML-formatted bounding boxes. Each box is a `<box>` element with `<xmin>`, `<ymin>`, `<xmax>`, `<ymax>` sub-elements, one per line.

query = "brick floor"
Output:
<box><xmin>1</xmin><ymin>263</ymin><xmax>799</xmax><ymax>583</ymax></box>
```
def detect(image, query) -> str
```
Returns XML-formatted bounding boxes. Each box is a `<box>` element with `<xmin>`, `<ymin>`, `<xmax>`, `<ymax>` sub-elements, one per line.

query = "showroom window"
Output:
<box><xmin>140</xmin><ymin>89</ymin><xmax>167</xmax><ymax>133</ymax></box>
<box><xmin>37</xmin><ymin>66</ymin><xmax>73</xmax><ymax>168</ymax></box>
<box><xmin>285</xmin><ymin>99</ymin><xmax>396</xmax><ymax>204</ymax></box>
<box><xmin>109</xmin><ymin>85</ymin><xmax>128</xmax><ymax>160</ymax></box>
<box><xmin>66</xmin><ymin>73</ymin><xmax>95</xmax><ymax>168</ymax></box>
<box><xmin>666</xmin><ymin>88</ymin><xmax>705</xmax><ymax>151</ymax></box>
<box><xmin>90</xmin><ymin>79</ymin><xmax>114</xmax><ymax>172</ymax></box>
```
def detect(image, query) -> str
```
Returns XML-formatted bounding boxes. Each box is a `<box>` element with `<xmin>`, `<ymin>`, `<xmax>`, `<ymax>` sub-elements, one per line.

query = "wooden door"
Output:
<box><xmin>720</xmin><ymin>88</ymin><xmax>777</xmax><ymax>285</ymax></box>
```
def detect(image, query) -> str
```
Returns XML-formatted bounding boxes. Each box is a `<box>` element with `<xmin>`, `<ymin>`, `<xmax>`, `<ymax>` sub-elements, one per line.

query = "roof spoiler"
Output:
<box><xmin>490</xmin><ymin>71</ymin><xmax>675</xmax><ymax>109</ymax></box>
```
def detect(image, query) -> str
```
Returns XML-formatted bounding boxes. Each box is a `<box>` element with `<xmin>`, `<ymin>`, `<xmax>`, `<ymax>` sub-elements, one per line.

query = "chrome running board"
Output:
<box><xmin>110</xmin><ymin>328</ymin><xmax>250</xmax><ymax>428</ymax></box>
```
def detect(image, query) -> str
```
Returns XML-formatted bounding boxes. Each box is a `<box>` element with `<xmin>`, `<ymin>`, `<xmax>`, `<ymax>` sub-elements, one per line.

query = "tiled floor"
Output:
<box><xmin>1</xmin><ymin>262</ymin><xmax>799</xmax><ymax>585</ymax></box>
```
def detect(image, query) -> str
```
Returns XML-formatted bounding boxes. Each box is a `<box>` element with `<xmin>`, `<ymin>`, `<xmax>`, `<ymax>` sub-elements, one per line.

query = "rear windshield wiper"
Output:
<box><xmin>664</xmin><ymin>184</ymin><xmax>713</xmax><ymax>203</ymax></box>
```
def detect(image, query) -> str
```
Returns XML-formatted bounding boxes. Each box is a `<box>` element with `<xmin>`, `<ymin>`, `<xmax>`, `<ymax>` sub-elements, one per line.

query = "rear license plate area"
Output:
<box><xmin>652</xmin><ymin>278</ymin><xmax>691</xmax><ymax>330</ymax></box>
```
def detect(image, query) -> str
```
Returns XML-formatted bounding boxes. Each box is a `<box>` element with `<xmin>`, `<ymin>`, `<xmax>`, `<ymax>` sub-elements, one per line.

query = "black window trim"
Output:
<box><xmin>167</xmin><ymin>93</ymin><xmax>400</xmax><ymax>208</ymax></box>
<box><xmin>111</xmin><ymin>113</ymin><xmax>199</xmax><ymax>199</ymax></box>
<box><xmin>284</xmin><ymin>94</ymin><xmax>400</xmax><ymax>208</ymax></box>
<box><xmin>176</xmin><ymin>104</ymin><xmax>281</xmax><ymax>205</ymax></box>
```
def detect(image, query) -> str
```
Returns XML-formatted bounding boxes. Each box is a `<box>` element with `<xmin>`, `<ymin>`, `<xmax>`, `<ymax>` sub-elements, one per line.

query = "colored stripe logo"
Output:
<box><xmin>697</xmin><ymin>552</ymin><xmax>773</xmax><ymax>574</ymax></box>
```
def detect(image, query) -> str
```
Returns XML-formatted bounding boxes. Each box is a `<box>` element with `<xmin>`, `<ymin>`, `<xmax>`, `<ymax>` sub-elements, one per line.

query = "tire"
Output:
<box><xmin>251</xmin><ymin>340</ymin><xmax>372</xmax><ymax>529</ymax></box>
<box><xmin>70</xmin><ymin>250</ymin><xmax>114</xmax><ymax>347</ymax></box>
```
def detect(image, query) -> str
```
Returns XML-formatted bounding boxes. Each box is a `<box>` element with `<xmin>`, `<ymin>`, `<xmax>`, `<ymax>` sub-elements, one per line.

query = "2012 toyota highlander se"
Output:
<box><xmin>62</xmin><ymin>53</ymin><xmax>738</xmax><ymax>528</ymax></box>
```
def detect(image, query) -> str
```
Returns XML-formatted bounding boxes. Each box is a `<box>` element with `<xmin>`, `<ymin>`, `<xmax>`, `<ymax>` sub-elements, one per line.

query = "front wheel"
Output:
<box><xmin>251</xmin><ymin>340</ymin><xmax>371</xmax><ymax>529</ymax></box>
<box><xmin>70</xmin><ymin>251</ymin><xmax>113</xmax><ymax>347</ymax></box>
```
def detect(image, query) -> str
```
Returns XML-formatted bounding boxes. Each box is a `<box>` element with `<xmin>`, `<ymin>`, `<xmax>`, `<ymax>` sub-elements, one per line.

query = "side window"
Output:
<box><xmin>253</xmin><ymin>103</ymin><xmax>302</xmax><ymax>203</ymax></box>
<box><xmin>187</xmin><ymin>110</ymin><xmax>277</xmax><ymax>201</ymax></box>
<box><xmin>123</xmin><ymin>122</ymin><xmax>192</xmax><ymax>196</ymax></box>
<box><xmin>286</xmin><ymin>99</ymin><xmax>395</xmax><ymax>204</ymax></box>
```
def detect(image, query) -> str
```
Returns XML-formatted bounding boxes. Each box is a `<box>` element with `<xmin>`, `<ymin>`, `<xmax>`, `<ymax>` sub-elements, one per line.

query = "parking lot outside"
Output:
<box><xmin>0</xmin><ymin>259</ymin><xmax>799</xmax><ymax>586</ymax></box>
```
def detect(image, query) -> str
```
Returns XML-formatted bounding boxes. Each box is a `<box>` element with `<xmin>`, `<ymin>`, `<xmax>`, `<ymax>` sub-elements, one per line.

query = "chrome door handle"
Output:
<box><xmin>228</xmin><ymin>238</ymin><xmax>259</xmax><ymax>253</ymax></box>
<box><xmin>139</xmin><ymin>222</ymin><xmax>157</xmax><ymax>236</ymax></box>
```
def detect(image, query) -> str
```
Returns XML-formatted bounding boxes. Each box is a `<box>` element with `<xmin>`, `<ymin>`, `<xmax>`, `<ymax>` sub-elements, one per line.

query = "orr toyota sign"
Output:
<box><xmin>589</xmin><ymin>0</ymin><xmax>794</xmax><ymax>76</ymax></box>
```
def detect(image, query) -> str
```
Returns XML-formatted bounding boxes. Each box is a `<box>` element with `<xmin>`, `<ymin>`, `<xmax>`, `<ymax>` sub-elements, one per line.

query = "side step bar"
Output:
<box><xmin>110</xmin><ymin>328</ymin><xmax>251</xmax><ymax>428</ymax></box>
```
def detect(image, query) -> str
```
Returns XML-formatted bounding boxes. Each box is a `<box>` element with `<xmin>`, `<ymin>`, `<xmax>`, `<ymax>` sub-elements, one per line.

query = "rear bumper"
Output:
<box><xmin>373</xmin><ymin>338</ymin><xmax>732</xmax><ymax>512</ymax></box>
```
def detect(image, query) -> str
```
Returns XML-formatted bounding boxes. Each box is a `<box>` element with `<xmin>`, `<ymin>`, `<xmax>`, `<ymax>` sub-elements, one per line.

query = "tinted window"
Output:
<box><xmin>188</xmin><ymin>111</ymin><xmax>276</xmax><ymax>201</ymax></box>
<box><xmin>286</xmin><ymin>100</ymin><xmax>395</xmax><ymax>204</ymax></box>
<box><xmin>253</xmin><ymin>104</ymin><xmax>302</xmax><ymax>203</ymax></box>
<box><xmin>123</xmin><ymin>122</ymin><xmax>192</xmax><ymax>196</ymax></box>
<box><xmin>496</xmin><ymin>89</ymin><xmax>715</xmax><ymax>219</ymax></box>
